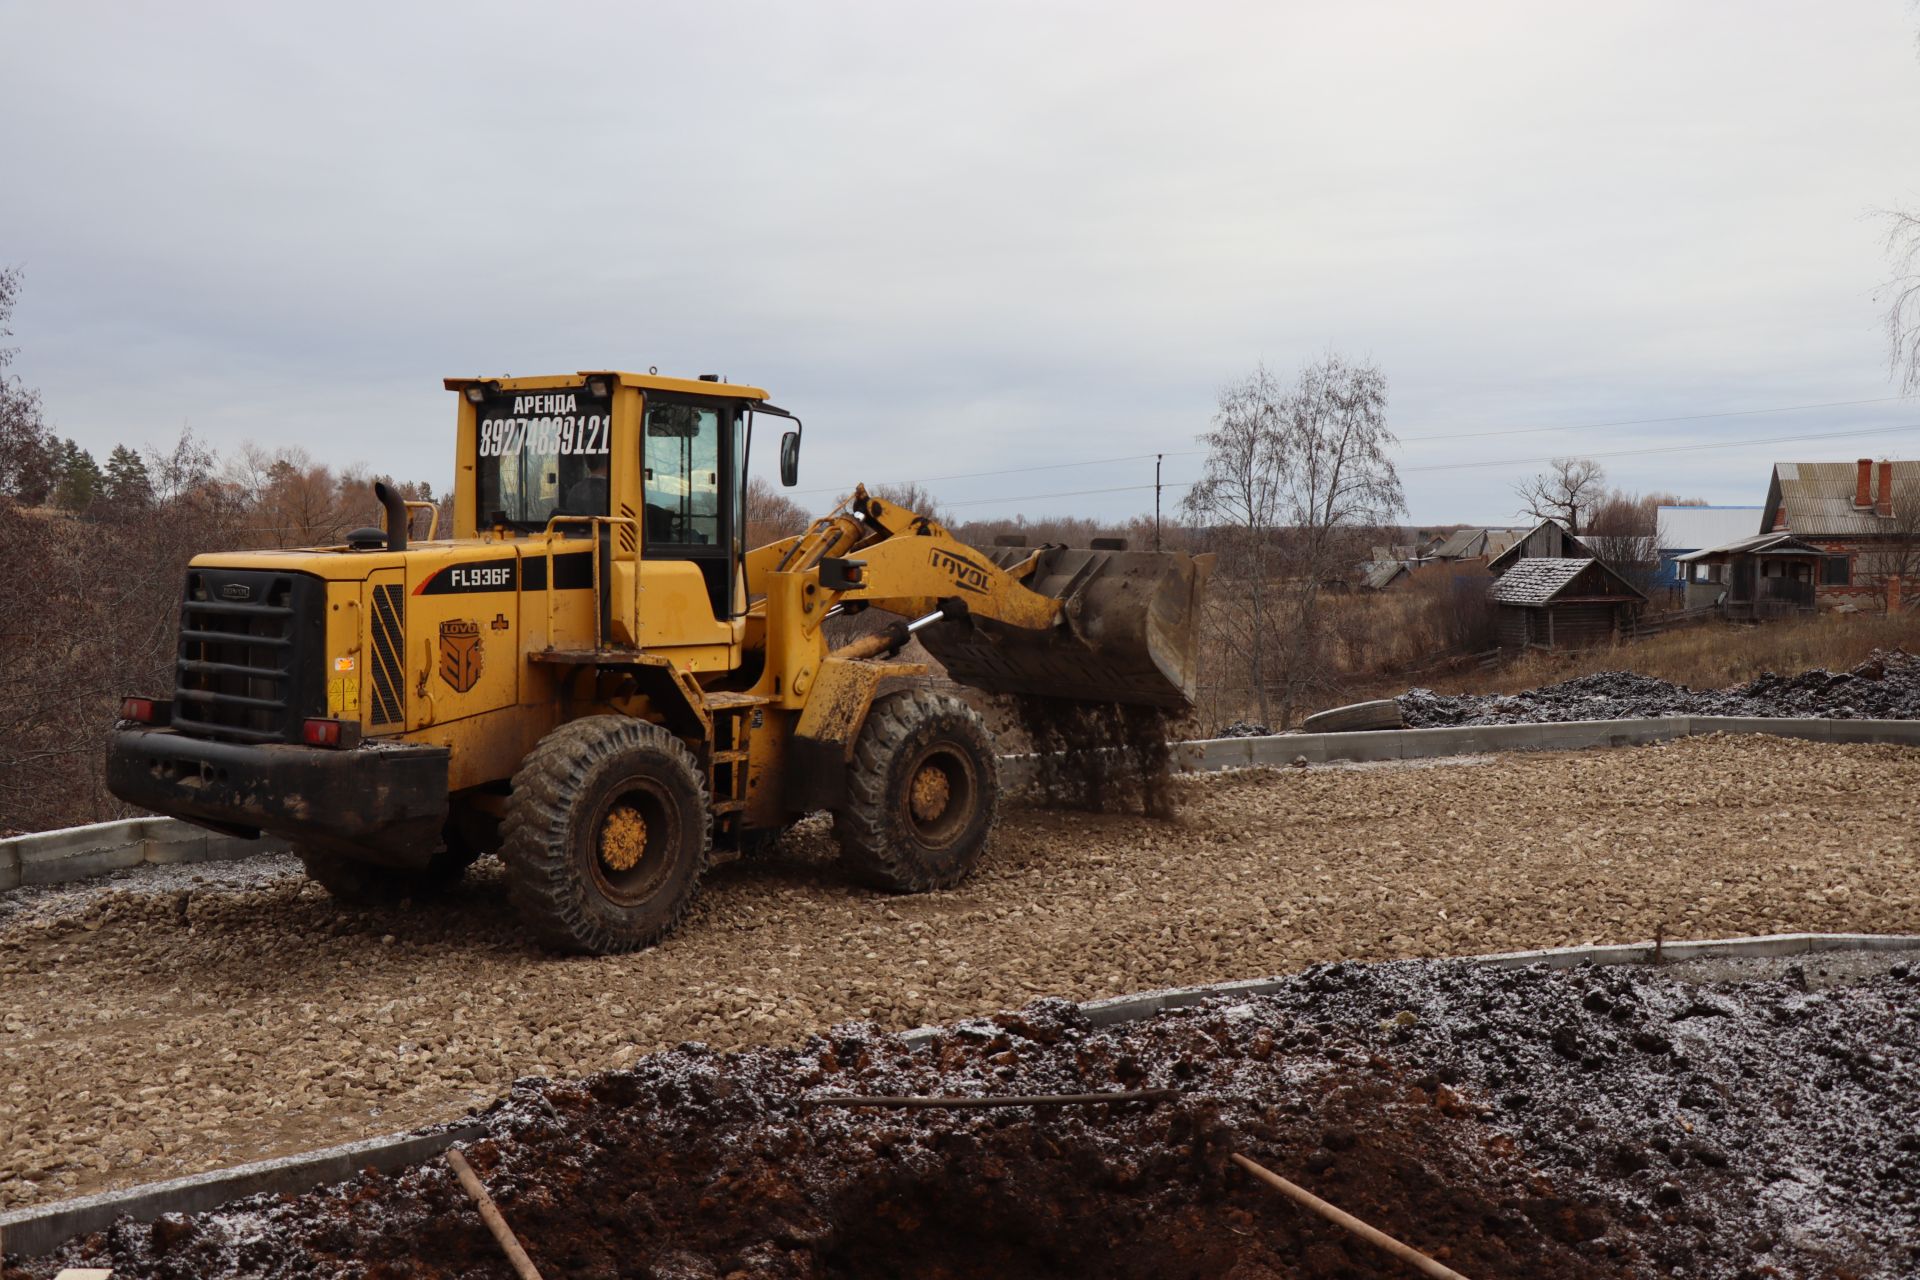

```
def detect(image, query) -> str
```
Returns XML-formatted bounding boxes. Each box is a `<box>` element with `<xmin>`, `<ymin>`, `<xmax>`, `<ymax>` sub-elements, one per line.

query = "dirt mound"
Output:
<box><xmin>14</xmin><ymin>959</ymin><xmax>1917</xmax><ymax>1280</ymax></box>
<box><xmin>1401</xmin><ymin>648</ymin><xmax>1920</xmax><ymax>727</ymax></box>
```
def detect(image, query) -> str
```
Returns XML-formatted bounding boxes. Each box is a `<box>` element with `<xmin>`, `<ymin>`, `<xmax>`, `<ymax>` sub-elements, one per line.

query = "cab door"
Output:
<box><xmin>639</xmin><ymin>394</ymin><xmax>745</xmax><ymax>623</ymax></box>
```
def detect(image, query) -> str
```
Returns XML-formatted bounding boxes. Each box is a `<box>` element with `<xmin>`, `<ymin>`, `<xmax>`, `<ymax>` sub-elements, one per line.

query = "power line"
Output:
<box><xmin>1400</xmin><ymin>421</ymin><xmax>1920</xmax><ymax>473</ymax></box>
<box><xmin>935</xmin><ymin>421</ymin><xmax>1920</xmax><ymax>513</ymax></box>
<box><xmin>1396</xmin><ymin>394</ymin><xmax>1912</xmax><ymax>445</ymax></box>
<box><xmin>796</xmin><ymin>392</ymin><xmax>1913</xmax><ymax>497</ymax></box>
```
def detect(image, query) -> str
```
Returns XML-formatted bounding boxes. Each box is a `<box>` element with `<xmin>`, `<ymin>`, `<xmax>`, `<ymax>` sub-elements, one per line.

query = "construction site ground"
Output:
<box><xmin>3</xmin><ymin>733</ymin><xmax>1917</xmax><ymax>1220</ymax></box>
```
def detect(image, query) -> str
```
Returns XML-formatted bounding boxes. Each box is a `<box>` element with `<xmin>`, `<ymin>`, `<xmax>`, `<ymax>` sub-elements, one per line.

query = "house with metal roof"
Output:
<box><xmin>1654</xmin><ymin>505</ymin><xmax>1765</xmax><ymax>591</ymax></box>
<box><xmin>1757</xmin><ymin>459</ymin><xmax>1919</xmax><ymax>611</ymax></box>
<box><xmin>1487</xmin><ymin>556</ymin><xmax>1648</xmax><ymax>651</ymax></box>
<box><xmin>1673</xmin><ymin>532</ymin><xmax>1828</xmax><ymax>618</ymax></box>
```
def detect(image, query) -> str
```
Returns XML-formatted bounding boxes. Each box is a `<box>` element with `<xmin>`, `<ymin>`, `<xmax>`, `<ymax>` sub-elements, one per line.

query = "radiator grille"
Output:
<box><xmin>173</xmin><ymin>570</ymin><xmax>323</xmax><ymax>742</ymax></box>
<box><xmin>368</xmin><ymin>584</ymin><xmax>406</xmax><ymax>727</ymax></box>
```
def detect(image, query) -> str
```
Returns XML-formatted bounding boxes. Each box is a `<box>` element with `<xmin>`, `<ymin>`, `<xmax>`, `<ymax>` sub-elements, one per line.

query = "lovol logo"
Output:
<box><xmin>438</xmin><ymin>619</ymin><xmax>484</xmax><ymax>693</ymax></box>
<box><xmin>929</xmin><ymin>547</ymin><xmax>990</xmax><ymax>594</ymax></box>
<box><xmin>219</xmin><ymin>583</ymin><xmax>252</xmax><ymax>602</ymax></box>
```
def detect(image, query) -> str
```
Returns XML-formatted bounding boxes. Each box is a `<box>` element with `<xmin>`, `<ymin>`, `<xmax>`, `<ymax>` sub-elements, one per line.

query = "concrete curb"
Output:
<box><xmin>5</xmin><ymin>932</ymin><xmax>1913</xmax><ymax>1259</ymax></box>
<box><xmin>0</xmin><ymin>819</ymin><xmax>286</xmax><ymax>893</ymax></box>
<box><xmin>0</xmin><ymin>1124</ymin><xmax>484</xmax><ymax>1260</ymax></box>
<box><xmin>10</xmin><ymin>715</ymin><xmax>1918</xmax><ymax>896</ymax></box>
<box><xmin>1177</xmin><ymin>714</ymin><xmax>1920</xmax><ymax>771</ymax></box>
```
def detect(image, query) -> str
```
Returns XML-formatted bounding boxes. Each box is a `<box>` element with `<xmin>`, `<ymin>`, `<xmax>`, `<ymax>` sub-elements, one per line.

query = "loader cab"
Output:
<box><xmin>455</xmin><ymin>372</ymin><xmax>788</xmax><ymax>627</ymax></box>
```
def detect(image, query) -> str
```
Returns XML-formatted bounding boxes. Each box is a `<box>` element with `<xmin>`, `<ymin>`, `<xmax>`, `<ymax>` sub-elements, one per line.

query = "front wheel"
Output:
<box><xmin>833</xmin><ymin>689</ymin><xmax>999</xmax><ymax>893</ymax></box>
<box><xmin>501</xmin><ymin>715</ymin><xmax>712</xmax><ymax>954</ymax></box>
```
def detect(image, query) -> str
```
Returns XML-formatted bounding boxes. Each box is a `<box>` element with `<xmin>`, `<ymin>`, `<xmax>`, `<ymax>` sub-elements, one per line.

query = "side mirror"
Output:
<box><xmin>779</xmin><ymin>430</ymin><xmax>800</xmax><ymax>487</ymax></box>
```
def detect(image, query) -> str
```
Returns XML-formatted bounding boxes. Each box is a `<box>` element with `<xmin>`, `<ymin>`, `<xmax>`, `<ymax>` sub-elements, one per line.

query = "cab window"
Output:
<box><xmin>643</xmin><ymin>402</ymin><xmax>721</xmax><ymax>545</ymax></box>
<box><xmin>474</xmin><ymin>386</ymin><xmax>613</xmax><ymax>530</ymax></box>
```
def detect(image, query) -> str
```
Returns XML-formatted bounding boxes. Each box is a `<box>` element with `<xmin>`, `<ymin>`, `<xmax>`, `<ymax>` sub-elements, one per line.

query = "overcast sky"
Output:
<box><xmin>4</xmin><ymin>1</ymin><xmax>1918</xmax><ymax>526</ymax></box>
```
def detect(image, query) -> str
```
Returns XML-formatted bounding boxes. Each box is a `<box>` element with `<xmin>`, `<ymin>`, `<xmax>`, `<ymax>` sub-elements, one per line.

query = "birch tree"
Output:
<box><xmin>1185</xmin><ymin>355</ymin><xmax>1403</xmax><ymax>726</ymax></box>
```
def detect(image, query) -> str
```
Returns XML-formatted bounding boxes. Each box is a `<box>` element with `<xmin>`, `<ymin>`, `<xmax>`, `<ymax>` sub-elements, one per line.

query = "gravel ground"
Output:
<box><xmin>14</xmin><ymin>958</ymin><xmax>1918</xmax><ymax>1279</ymax></box>
<box><xmin>1400</xmin><ymin>649</ymin><xmax>1920</xmax><ymax>727</ymax></box>
<box><xmin>2</xmin><ymin>734</ymin><xmax>1917</xmax><ymax>1213</ymax></box>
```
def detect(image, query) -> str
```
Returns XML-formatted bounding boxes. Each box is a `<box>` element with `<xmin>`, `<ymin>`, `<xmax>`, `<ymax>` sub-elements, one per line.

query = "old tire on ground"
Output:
<box><xmin>501</xmin><ymin>715</ymin><xmax>711</xmax><ymax>955</ymax></box>
<box><xmin>833</xmin><ymin>688</ymin><xmax>998</xmax><ymax>893</ymax></box>
<box><xmin>295</xmin><ymin>842</ymin><xmax>478</xmax><ymax>907</ymax></box>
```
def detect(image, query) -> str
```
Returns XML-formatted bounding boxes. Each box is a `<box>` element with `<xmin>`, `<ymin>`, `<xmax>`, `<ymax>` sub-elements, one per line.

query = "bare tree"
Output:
<box><xmin>1185</xmin><ymin>355</ymin><xmax>1403</xmax><ymax>726</ymax></box>
<box><xmin>1882</xmin><ymin>210</ymin><xmax>1920</xmax><ymax>394</ymax></box>
<box><xmin>1583</xmin><ymin>489</ymin><xmax>1661</xmax><ymax>593</ymax></box>
<box><xmin>744</xmin><ymin>475</ymin><xmax>812</xmax><ymax>548</ymax></box>
<box><xmin>871</xmin><ymin>481</ymin><xmax>950</xmax><ymax>529</ymax></box>
<box><xmin>1514</xmin><ymin>457</ymin><xmax>1607</xmax><ymax>532</ymax></box>
<box><xmin>0</xmin><ymin>267</ymin><xmax>61</xmax><ymax>506</ymax></box>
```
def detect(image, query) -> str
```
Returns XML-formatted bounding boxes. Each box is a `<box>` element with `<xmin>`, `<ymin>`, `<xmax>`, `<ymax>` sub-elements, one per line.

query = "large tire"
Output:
<box><xmin>501</xmin><ymin>715</ymin><xmax>711</xmax><ymax>955</ymax></box>
<box><xmin>833</xmin><ymin>689</ymin><xmax>998</xmax><ymax>893</ymax></box>
<box><xmin>295</xmin><ymin>842</ymin><xmax>478</xmax><ymax>907</ymax></box>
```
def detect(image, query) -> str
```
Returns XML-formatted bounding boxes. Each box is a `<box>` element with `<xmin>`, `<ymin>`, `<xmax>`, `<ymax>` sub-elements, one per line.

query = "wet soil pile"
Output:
<box><xmin>1401</xmin><ymin>648</ymin><xmax>1920</xmax><ymax>727</ymax></box>
<box><xmin>1012</xmin><ymin>697</ymin><xmax>1178</xmax><ymax>817</ymax></box>
<box><xmin>14</xmin><ymin>959</ymin><xmax>1916</xmax><ymax>1280</ymax></box>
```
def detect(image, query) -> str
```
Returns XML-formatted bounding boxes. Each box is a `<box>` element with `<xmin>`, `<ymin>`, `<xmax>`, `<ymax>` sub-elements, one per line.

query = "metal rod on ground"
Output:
<box><xmin>1230</xmin><ymin>1153</ymin><xmax>1473</xmax><ymax>1280</ymax></box>
<box><xmin>445</xmin><ymin>1148</ymin><xmax>546</xmax><ymax>1280</ymax></box>
<box><xmin>805</xmin><ymin>1088</ymin><xmax>1177</xmax><ymax>1109</ymax></box>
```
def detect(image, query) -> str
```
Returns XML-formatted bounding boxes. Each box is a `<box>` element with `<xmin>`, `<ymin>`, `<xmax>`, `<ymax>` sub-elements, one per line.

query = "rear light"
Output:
<box><xmin>303</xmin><ymin>718</ymin><xmax>347</xmax><ymax>747</ymax></box>
<box><xmin>120</xmin><ymin>697</ymin><xmax>164</xmax><ymax>724</ymax></box>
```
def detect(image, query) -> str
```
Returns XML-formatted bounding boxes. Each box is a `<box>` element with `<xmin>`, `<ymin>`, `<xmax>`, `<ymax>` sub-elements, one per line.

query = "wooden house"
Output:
<box><xmin>1488</xmin><ymin>557</ymin><xmax>1648</xmax><ymax>651</ymax></box>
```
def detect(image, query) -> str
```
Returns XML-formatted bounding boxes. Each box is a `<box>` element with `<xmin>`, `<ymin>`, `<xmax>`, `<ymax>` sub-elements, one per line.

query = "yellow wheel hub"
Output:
<box><xmin>909</xmin><ymin>765</ymin><xmax>951</xmax><ymax>823</ymax></box>
<box><xmin>600</xmin><ymin>805</ymin><xmax>649</xmax><ymax>872</ymax></box>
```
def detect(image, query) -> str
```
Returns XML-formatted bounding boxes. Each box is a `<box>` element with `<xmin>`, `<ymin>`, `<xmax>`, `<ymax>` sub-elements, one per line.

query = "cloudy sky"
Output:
<box><xmin>4</xmin><ymin>1</ymin><xmax>1918</xmax><ymax>526</ymax></box>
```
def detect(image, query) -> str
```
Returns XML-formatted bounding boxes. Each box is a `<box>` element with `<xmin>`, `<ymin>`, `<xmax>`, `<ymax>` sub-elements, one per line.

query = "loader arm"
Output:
<box><xmin>755</xmin><ymin>485</ymin><xmax>1210</xmax><ymax>710</ymax></box>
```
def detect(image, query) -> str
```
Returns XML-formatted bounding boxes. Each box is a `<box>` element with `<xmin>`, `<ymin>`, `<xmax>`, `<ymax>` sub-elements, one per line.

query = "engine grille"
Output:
<box><xmin>368</xmin><ymin>583</ymin><xmax>406</xmax><ymax>727</ymax></box>
<box><xmin>173</xmin><ymin>569</ymin><xmax>325</xmax><ymax>743</ymax></box>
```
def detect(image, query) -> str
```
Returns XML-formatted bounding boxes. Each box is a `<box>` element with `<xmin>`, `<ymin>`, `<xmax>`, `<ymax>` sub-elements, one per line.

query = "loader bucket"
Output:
<box><xmin>917</xmin><ymin>546</ymin><xmax>1214</xmax><ymax>709</ymax></box>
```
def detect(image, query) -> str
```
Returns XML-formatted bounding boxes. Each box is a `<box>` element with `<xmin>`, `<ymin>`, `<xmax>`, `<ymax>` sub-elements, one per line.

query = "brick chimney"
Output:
<box><xmin>1855</xmin><ymin>458</ymin><xmax>1873</xmax><ymax>508</ymax></box>
<box><xmin>1876</xmin><ymin>461</ymin><xmax>1894</xmax><ymax>517</ymax></box>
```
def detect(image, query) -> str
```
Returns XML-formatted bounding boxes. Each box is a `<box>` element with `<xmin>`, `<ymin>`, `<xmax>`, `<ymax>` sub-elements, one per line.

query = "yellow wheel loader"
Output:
<box><xmin>106</xmin><ymin>371</ymin><xmax>1211</xmax><ymax>953</ymax></box>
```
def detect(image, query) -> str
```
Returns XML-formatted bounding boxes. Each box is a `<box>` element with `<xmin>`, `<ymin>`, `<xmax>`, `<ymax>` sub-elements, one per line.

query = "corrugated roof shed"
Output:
<box><xmin>1673</xmin><ymin>532</ymin><xmax>1826</xmax><ymax>562</ymax></box>
<box><xmin>1656</xmin><ymin>506</ymin><xmax>1765</xmax><ymax>551</ymax></box>
<box><xmin>1431</xmin><ymin>527</ymin><xmax>1525</xmax><ymax>559</ymax></box>
<box><xmin>1766</xmin><ymin>461</ymin><xmax>1920</xmax><ymax>537</ymax></box>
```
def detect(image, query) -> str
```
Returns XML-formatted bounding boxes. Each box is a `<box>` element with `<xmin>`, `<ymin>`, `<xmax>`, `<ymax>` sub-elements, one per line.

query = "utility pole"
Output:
<box><xmin>1154</xmin><ymin>453</ymin><xmax>1163</xmax><ymax>551</ymax></box>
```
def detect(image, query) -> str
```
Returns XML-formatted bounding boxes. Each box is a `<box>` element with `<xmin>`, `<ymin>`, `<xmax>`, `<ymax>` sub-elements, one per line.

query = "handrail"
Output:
<box><xmin>402</xmin><ymin>500</ymin><xmax>441</xmax><ymax>542</ymax></box>
<box><xmin>539</xmin><ymin>514</ymin><xmax>637</xmax><ymax>649</ymax></box>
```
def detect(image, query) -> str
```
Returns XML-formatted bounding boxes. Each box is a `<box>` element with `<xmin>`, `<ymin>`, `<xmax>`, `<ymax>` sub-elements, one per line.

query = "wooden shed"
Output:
<box><xmin>1488</xmin><ymin>557</ymin><xmax>1648</xmax><ymax>651</ymax></box>
<box><xmin>1487</xmin><ymin>518</ymin><xmax>1591</xmax><ymax>574</ymax></box>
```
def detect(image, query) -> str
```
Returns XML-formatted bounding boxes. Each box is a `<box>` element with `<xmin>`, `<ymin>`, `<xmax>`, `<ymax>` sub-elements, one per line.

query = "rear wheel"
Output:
<box><xmin>834</xmin><ymin>689</ymin><xmax>998</xmax><ymax>893</ymax></box>
<box><xmin>501</xmin><ymin>715</ymin><xmax>711</xmax><ymax>954</ymax></box>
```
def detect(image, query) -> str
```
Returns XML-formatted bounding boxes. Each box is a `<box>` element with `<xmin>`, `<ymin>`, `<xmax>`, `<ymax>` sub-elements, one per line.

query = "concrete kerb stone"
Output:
<box><xmin>6</xmin><ymin>933</ymin><xmax>1917</xmax><ymax>1258</ymax></box>
<box><xmin>0</xmin><ymin>819</ymin><xmax>287</xmax><ymax>894</ymax></box>
<box><xmin>0</xmin><ymin>1124</ymin><xmax>486</xmax><ymax>1260</ymax></box>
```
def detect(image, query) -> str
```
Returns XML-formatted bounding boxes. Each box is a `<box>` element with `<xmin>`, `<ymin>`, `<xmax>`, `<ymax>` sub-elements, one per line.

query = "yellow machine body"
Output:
<box><xmin>106</xmin><ymin>369</ymin><xmax>1210</xmax><ymax>925</ymax></box>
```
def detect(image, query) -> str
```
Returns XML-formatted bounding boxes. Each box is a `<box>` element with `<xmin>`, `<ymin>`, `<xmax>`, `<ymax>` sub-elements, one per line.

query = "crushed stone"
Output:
<box><xmin>1400</xmin><ymin>648</ymin><xmax>1920</xmax><ymax>727</ymax></box>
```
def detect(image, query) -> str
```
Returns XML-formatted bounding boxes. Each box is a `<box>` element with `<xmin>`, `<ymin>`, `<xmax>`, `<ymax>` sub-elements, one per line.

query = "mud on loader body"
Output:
<box><xmin>107</xmin><ymin>371</ymin><xmax>1211</xmax><ymax>953</ymax></box>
